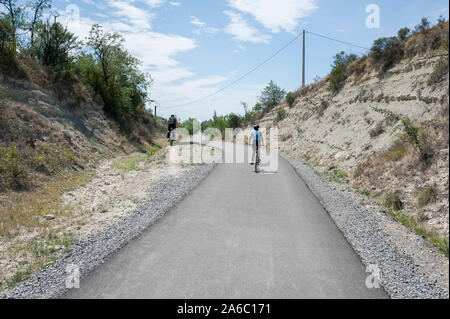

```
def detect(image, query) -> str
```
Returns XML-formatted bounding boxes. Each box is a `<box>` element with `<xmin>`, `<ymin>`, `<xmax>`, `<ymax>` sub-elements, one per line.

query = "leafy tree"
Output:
<box><xmin>0</xmin><ymin>15</ymin><xmax>14</xmax><ymax>56</ymax></box>
<box><xmin>253</xmin><ymin>103</ymin><xmax>262</xmax><ymax>112</ymax></box>
<box><xmin>258</xmin><ymin>80</ymin><xmax>286</xmax><ymax>109</ymax></box>
<box><xmin>180</xmin><ymin>118</ymin><xmax>200</xmax><ymax>135</ymax></box>
<box><xmin>227</xmin><ymin>113</ymin><xmax>241</xmax><ymax>128</ymax></box>
<box><xmin>415</xmin><ymin>17</ymin><xmax>431</xmax><ymax>34</ymax></box>
<box><xmin>82</xmin><ymin>24</ymin><xmax>152</xmax><ymax>131</ymax></box>
<box><xmin>397</xmin><ymin>27</ymin><xmax>410</xmax><ymax>41</ymax></box>
<box><xmin>0</xmin><ymin>0</ymin><xmax>24</xmax><ymax>54</ymax></box>
<box><xmin>27</xmin><ymin>0</ymin><xmax>51</xmax><ymax>48</ymax></box>
<box><xmin>87</xmin><ymin>24</ymin><xmax>123</xmax><ymax>83</ymax></box>
<box><xmin>34</xmin><ymin>16</ymin><xmax>79</xmax><ymax>67</ymax></box>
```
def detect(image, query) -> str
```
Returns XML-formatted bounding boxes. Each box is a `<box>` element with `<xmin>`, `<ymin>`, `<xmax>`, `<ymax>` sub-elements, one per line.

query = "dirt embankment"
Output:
<box><xmin>260</xmin><ymin>53</ymin><xmax>449</xmax><ymax>243</ymax></box>
<box><xmin>0</xmin><ymin>58</ymin><xmax>166</xmax><ymax>290</ymax></box>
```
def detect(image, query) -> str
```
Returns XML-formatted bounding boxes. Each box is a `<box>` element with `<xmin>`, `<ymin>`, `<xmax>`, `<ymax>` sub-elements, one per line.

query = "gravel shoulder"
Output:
<box><xmin>282</xmin><ymin>153</ymin><xmax>449</xmax><ymax>299</ymax></box>
<box><xmin>1</xmin><ymin>145</ymin><xmax>216</xmax><ymax>299</ymax></box>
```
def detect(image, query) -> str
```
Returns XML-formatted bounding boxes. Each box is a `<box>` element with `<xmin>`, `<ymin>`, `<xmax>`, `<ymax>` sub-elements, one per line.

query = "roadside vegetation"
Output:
<box><xmin>112</xmin><ymin>145</ymin><xmax>161</xmax><ymax>173</ymax></box>
<box><xmin>181</xmin><ymin>80</ymin><xmax>287</xmax><ymax>137</ymax></box>
<box><xmin>1</xmin><ymin>1</ymin><xmax>156</xmax><ymax>134</ymax></box>
<box><xmin>320</xmin><ymin>17</ymin><xmax>449</xmax><ymax>93</ymax></box>
<box><xmin>0</xmin><ymin>0</ymin><xmax>166</xmax><ymax>291</ymax></box>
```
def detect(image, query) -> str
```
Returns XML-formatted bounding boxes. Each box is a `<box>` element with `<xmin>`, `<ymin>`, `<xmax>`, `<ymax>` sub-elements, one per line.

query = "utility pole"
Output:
<box><xmin>302</xmin><ymin>29</ymin><xmax>306</xmax><ymax>88</ymax></box>
<box><xmin>154</xmin><ymin>105</ymin><xmax>157</xmax><ymax>117</ymax></box>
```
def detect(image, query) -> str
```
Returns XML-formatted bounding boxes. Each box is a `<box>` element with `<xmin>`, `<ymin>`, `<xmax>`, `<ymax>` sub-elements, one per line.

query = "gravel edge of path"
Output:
<box><xmin>282</xmin><ymin>153</ymin><xmax>449</xmax><ymax>299</ymax></box>
<box><xmin>1</xmin><ymin>163</ymin><xmax>216</xmax><ymax>299</ymax></box>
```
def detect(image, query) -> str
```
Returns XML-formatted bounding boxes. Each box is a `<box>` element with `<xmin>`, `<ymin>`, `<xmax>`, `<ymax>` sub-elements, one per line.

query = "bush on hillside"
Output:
<box><xmin>329</xmin><ymin>51</ymin><xmax>358</xmax><ymax>93</ymax></box>
<box><xmin>428</xmin><ymin>56</ymin><xmax>449</xmax><ymax>85</ymax></box>
<box><xmin>397</xmin><ymin>27</ymin><xmax>410</xmax><ymax>41</ymax></box>
<box><xmin>415</xmin><ymin>17</ymin><xmax>431</xmax><ymax>34</ymax></box>
<box><xmin>369</xmin><ymin>37</ymin><xmax>404</xmax><ymax>73</ymax></box>
<box><xmin>371</xmin><ymin>106</ymin><xmax>433</xmax><ymax>161</ymax></box>
<box><xmin>286</xmin><ymin>92</ymin><xmax>295</xmax><ymax>108</ymax></box>
<box><xmin>275</xmin><ymin>107</ymin><xmax>287</xmax><ymax>123</ymax></box>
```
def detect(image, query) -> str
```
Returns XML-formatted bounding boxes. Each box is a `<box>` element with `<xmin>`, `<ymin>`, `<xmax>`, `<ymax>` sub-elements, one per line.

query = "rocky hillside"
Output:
<box><xmin>260</xmin><ymin>36</ymin><xmax>449</xmax><ymax>247</ymax></box>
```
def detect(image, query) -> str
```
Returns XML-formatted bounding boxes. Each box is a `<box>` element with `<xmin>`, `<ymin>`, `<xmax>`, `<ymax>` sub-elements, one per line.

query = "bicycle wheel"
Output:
<box><xmin>255</xmin><ymin>154</ymin><xmax>259</xmax><ymax>173</ymax></box>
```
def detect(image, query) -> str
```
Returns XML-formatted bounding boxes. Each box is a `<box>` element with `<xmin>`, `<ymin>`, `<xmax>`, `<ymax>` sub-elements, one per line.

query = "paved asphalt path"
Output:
<box><xmin>63</xmin><ymin>156</ymin><xmax>388</xmax><ymax>299</ymax></box>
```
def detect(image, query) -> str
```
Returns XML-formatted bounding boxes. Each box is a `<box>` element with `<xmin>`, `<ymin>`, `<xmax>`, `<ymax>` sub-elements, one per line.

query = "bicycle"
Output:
<box><xmin>255</xmin><ymin>145</ymin><xmax>260</xmax><ymax>173</ymax></box>
<box><xmin>169</xmin><ymin>129</ymin><xmax>176</xmax><ymax>146</ymax></box>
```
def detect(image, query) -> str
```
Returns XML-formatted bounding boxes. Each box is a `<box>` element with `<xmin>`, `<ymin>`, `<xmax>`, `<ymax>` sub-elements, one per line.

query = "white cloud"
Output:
<box><xmin>121</xmin><ymin>32</ymin><xmax>197</xmax><ymax>84</ymax></box>
<box><xmin>140</xmin><ymin>0</ymin><xmax>166</xmax><ymax>7</ymax></box>
<box><xmin>224</xmin><ymin>11</ymin><xmax>271</xmax><ymax>43</ymax></box>
<box><xmin>169</xmin><ymin>1</ymin><xmax>182</xmax><ymax>6</ymax></box>
<box><xmin>227</xmin><ymin>0</ymin><xmax>318</xmax><ymax>33</ymax></box>
<box><xmin>63</xmin><ymin>0</ymin><xmax>235</xmax><ymax>121</ymax></box>
<box><xmin>190</xmin><ymin>16</ymin><xmax>219</xmax><ymax>36</ymax></box>
<box><xmin>190</xmin><ymin>16</ymin><xmax>205</xmax><ymax>27</ymax></box>
<box><xmin>233</xmin><ymin>44</ymin><xmax>247</xmax><ymax>53</ymax></box>
<box><xmin>108</xmin><ymin>1</ymin><xmax>154</xmax><ymax>31</ymax></box>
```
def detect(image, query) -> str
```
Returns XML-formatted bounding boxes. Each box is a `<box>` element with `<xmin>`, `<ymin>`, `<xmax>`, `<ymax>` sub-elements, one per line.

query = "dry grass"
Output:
<box><xmin>382</xmin><ymin>191</ymin><xmax>404</xmax><ymax>211</ymax></box>
<box><xmin>0</xmin><ymin>170</ymin><xmax>91</xmax><ymax>237</ymax></box>
<box><xmin>404</xmin><ymin>21</ymin><xmax>449</xmax><ymax>57</ymax></box>
<box><xmin>111</xmin><ymin>145</ymin><xmax>161</xmax><ymax>172</ymax></box>
<box><xmin>385</xmin><ymin>208</ymin><xmax>449</xmax><ymax>257</ymax></box>
<box><xmin>416</xmin><ymin>185</ymin><xmax>438</xmax><ymax>206</ymax></box>
<box><xmin>369</xmin><ymin>121</ymin><xmax>385</xmax><ymax>138</ymax></box>
<box><xmin>0</xmin><ymin>169</ymin><xmax>91</xmax><ymax>290</ymax></box>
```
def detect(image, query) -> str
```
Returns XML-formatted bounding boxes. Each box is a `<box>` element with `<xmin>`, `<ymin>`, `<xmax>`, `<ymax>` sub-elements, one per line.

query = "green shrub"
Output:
<box><xmin>227</xmin><ymin>113</ymin><xmax>242</xmax><ymax>128</ymax></box>
<box><xmin>286</xmin><ymin>92</ymin><xmax>295</xmax><ymax>108</ymax></box>
<box><xmin>275</xmin><ymin>107</ymin><xmax>287</xmax><ymax>123</ymax></box>
<box><xmin>397</xmin><ymin>27</ymin><xmax>410</xmax><ymax>41</ymax></box>
<box><xmin>329</xmin><ymin>51</ymin><xmax>358</xmax><ymax>93</ymax></box>
<box><xmin>0</xmin><ymin>144</ymin><xmax>25</xmax><ymax>189</ymax></box>
<box><xmin>428</xmin><ymin>56</ymin><xmax>449</xmax><ymax>85</ymax></box>
<box><xmin>371</xmin><ymin>106</ymin><xmax>432</xmax><ymax>161</ymax></box>
<box><xmin>147</xmin><ymin>145</ymin><xmax>161</xmax><ymax>157</ymax></box>
<box><xmin>369</xmin><ymin>37</ymin><xmax>404</xmax><ymax>73</ymax></box>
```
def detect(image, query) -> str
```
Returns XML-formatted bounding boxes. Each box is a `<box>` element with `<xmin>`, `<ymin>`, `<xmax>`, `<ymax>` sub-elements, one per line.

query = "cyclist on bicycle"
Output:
<box><xmin>249</xmin><ymin>124</ymin><xmax>263</xmax><ymax>165</ymax></box>
<box><xmin>167</xmin><ymin>115</ymin><xmax>178</xmax><ymax>143</ymax></box>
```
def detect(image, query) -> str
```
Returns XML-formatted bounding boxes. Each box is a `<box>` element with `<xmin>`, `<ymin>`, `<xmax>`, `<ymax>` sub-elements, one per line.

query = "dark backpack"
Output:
<box><xmin>168</xmin><ymin>116</ymin><xmax>176</xmax><ymax>126</ymax></box>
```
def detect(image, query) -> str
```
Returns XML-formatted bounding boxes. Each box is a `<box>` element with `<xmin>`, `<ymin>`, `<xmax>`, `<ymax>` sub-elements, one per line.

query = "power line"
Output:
<box><xmin>163</xmin><ymin>33</ymin><xmax>302</xmax><ymax>110</ymax></box>
<box><xmin>161</xmin><ymin>30</ymin><xmax>370</xmax><ymax>110</ymax></box>
<box><xmin>306</xmin><ymin>31</ymin><xmax>371</xmax><ymax>51</ymax></box>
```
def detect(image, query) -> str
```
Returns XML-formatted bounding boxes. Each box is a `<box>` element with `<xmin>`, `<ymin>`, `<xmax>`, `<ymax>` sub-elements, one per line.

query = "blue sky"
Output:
<box><xmin>54</xmin><ymin>0</ymin><xmax>449</xmax><ymax>121</ymax></box>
